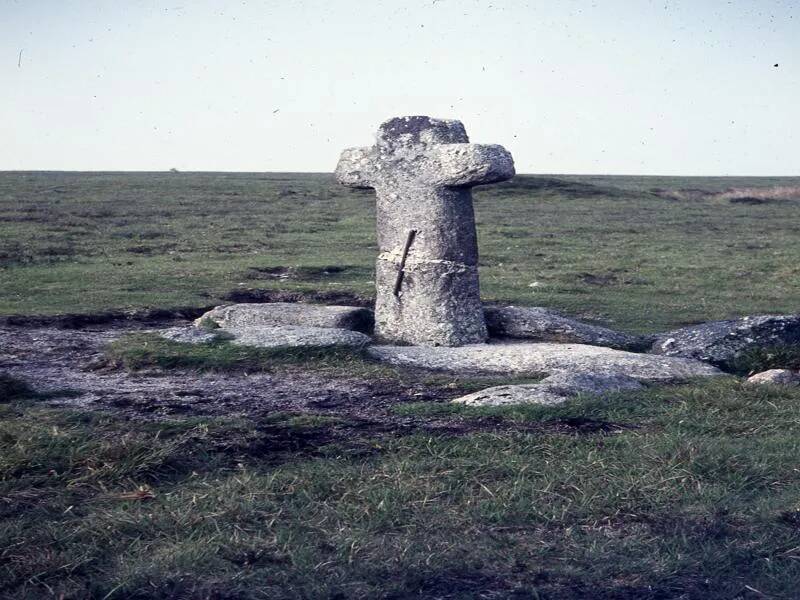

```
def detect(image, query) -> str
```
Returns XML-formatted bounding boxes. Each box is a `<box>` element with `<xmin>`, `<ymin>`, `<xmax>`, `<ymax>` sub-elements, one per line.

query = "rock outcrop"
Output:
<box><xmin>368</xmin><ymin>342</ymin><xmax>721</xmax><ymax>380</ymax></box>
<box><xmin>228</xmin><ymin>326</ymin><xmax>370</xmax><ymax>349</ymax></box>
<box><xmin>195</xmin><ymin>302</ymin><xmax>374</xmax><ymax>333</ymax></box>
<box><xmin>160</xmin><ymin>324</ymin><xmax>370</xmax><ymax>350</ymax></box>
<box><xmin>650</xmin><ymin>314</ymin><xmax>800</xmax><ymax>369</ymax></box>
<box><xmin>484</xmin><ymin>305</ymin><xmax>645</xmax><ymax>350</ymax></box>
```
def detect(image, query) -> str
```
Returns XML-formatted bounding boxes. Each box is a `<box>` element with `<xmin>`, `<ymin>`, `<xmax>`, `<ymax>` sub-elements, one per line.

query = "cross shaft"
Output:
<box><xmin>336</xmin><ymin>116</ymin><xmax>515</xmax><ymax>346</ymax></box>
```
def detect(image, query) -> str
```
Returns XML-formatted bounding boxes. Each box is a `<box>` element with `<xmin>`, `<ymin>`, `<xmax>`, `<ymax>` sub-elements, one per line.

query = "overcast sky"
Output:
<box><xmin>2</xmin><ymin>1</ymin><xmax>798</xmax><ymax>175</ymax></box>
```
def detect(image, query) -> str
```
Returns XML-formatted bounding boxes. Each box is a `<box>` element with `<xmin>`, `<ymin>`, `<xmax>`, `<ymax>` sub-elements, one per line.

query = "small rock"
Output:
<box><xmin>159</xmin><ymin>326</ymin><xmax>221</xmax><ymax>344</ymax></box>
<box><xmin>228</xmin><ymin>326</ymin><xmax>371</xmax><ymax>349</ymax></box>
<box><xmin>650</xmin><ymin>314</ymin><xmax>800</xmax><ymax>369</ymax></box>
<box><xmin>746</xmin><ymin>369</ymin><xmax>800</xmax><ymax>386</ymax></box>
<box><xmin>195</xmin><ymin>302</ymin><xmax>374</xmax><ymax>333</ymax></box>
<box><xmin>484</xmin><ymin>305</ymin><xmax>646</xmax><ymax>350</ymax></box>
<box><xmin>452</xmin><ymin>372</ymin><xmax>644</xmax><ymax>406</ymax></box>
<box><xmin>454</xmin><ymin>383</ymin><xmax>565</xmax><ymax>406</ymax></box>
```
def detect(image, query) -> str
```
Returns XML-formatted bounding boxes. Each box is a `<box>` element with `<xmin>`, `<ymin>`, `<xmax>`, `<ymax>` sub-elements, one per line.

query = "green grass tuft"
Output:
<box><xmin>730</xmin><ymin>344</ymin><xmax>800</xmax><ymax>375</ymax></box>
<box><xmin>102</xmin><ymin>332</ymin><xmax>397</xmax><ymax>379</ymax></box>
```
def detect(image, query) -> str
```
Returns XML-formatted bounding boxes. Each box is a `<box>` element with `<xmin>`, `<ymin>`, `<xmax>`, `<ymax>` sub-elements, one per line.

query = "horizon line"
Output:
<box><xmin>1</xmin><ymin>170</ymin><xmax>799</xmax><ymax>178</ymax></box>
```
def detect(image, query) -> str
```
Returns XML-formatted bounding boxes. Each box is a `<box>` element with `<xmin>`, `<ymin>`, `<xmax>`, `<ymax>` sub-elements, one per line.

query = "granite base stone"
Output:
<box><xmin>159</xmin><ymin>325</ymin><xmax>371</xmax><ymax>350</ymax></box>
<box><xmin>484</xmin><ymin>305</ymin><xmax>646</xmax><ymax>350</ymax></box>
<box><xmin>368</xmin><ymin>342</ymin><xmax>721</xmax><ymax>380</ymax></box>
<box><xmin>195</xmin><ymin>302</ymin><xmax>374</xmax><ymax>333</ymax></box>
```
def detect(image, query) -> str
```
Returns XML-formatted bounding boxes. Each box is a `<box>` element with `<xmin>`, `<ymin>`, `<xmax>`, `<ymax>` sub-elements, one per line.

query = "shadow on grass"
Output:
<box><xmin>0</xmin><ymin>373</ymin><xmax>36</xmax><ymax>401</ymax></box>
<box><xmin>0</xmin><ymin>373</ymin><xmax>82</xmax><ymax>403</ymax></box>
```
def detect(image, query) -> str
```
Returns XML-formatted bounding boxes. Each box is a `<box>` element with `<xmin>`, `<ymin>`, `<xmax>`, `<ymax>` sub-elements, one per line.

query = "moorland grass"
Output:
<box><xmin>4</xmin><ymin>173</ymin><xmax>800</xmax><ymax>598</ymax></box>
<box><xmin>2</xmin><ymin>172</ymin><xmax>800</xmax><ymax>332</ymax></box>
<box><xmin>3</xmin><ymin>380</ymin><xmax>800</xmax><ymax>598</ymax></box>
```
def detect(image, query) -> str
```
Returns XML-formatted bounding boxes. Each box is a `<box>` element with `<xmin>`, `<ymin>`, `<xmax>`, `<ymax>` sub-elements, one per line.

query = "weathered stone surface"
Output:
<box><xmin>650</xmin><ymin>314</ymin><xmax>800</xmax><ymax>369</ymax></box>
<box><xmin>368</xmin><ymin>342</ymin><xmax>721</xmax><ymax>379</ymax></box>
<box><xmin>454</xmin><ymin>384</ymin><xmax>564</xmax><ymax>406</ymax></box>
<box><xmin>159</xmin><ymin>324</ymin><xmax>370</xmax><ymax>349</ymax></box>
<box><xmin>159</xmin><ymin>326</ymin><xmax>221</xmax><ymax>344</ymax></box>
<box><xmin>452</xmin><ymin>372</ymin><xmax>644</xmax><ymax>406</ymax></box>
<box><xmin>374</xmin><ymin>259</ymin><xmax>485</xmax><ymax>347</ymax></box>
<box><xmin>229</xmin><ymin>326</ymin><xmax>371</xmax><ymax>349</ymax></box>
<box><xmin>336</xmin><ymin>115</ymin><xmax>515</xmax><ymax>346</ymax></box>
<box><xmin>484</xmin><ymin>305</ymin><xmax>646</xmax><ymax>350</ymax></box>
<box><xmin>746</xmin><ymin>369</ymin><xmax>800</xmax><ymax>386</ymax></box>
<box><xmin>195</xmin><ymin>303</ymin><xmax>374</xmax><ymax>333</ymax></box>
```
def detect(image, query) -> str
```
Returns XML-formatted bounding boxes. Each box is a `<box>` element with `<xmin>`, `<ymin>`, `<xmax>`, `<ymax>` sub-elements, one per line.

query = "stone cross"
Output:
<box><xmin>335</xmin><ymin>116</ymin><xmax>515</xmax><ymax>346</ymax></box>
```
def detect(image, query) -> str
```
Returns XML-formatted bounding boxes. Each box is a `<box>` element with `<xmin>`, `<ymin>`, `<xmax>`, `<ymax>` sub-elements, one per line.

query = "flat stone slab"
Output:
<box><xmin>367</xmin><ymin>342</ymin><xmax>721</xmax><ymax>380</ymax></box>
<box><xmin>650</xmin><ymin>314</ymin><xmax>800</xmax><ymax>369</ymax></box>
<box><xmin>195</xmin><ymin>303</ymin><xmax>374</xmax><ymax>333</ymax></box>
<box><xmin>484</xmin><ymin>305</ymin><xmax>645</xmax><ymax>350</ymax></box>
<box><xmin>228</xmin><ymin>326</ymin><xmax>371</xmax><ymax>349</ymax></box>
<box><xmin>159</xmin><ymin>325</ymin><xmax>371</xmax><ymax>349</ymax></box>
<box><xmin>453</xmin><ymin>372</ymin><xmax>644</xmax><ymax>407</ymax></box>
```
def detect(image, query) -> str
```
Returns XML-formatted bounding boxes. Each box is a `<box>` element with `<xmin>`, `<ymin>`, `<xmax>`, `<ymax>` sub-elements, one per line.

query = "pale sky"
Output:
<box><xmin>1</xmin><ymin>1</ymin><xmax>798</xmax><ymax>175</ymax></box>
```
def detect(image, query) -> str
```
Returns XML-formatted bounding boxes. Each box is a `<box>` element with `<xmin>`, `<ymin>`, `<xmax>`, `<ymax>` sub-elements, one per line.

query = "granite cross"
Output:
<box><xmin>335</xmin><ymin>116</ymin><xmax>515</xmax><ymax>346</ymax></box>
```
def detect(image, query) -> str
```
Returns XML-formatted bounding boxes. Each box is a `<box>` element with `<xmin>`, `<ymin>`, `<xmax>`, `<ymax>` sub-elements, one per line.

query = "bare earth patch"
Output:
<box><xmin>1</xmin><ymin>323</ymin><xmax>620</xmax><ymax>439</ymax></box>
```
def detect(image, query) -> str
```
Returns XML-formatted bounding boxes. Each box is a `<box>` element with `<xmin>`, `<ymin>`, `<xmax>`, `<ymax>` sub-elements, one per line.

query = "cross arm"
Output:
<box><xmin>428</xmin><ymin>143</ymin><xmax>515</xmax><ymax>188</ymax></box>
<box><xmin>335</xmin><ymin>147</ymin><xmax>378</xmax><ymax>189</ymax></box>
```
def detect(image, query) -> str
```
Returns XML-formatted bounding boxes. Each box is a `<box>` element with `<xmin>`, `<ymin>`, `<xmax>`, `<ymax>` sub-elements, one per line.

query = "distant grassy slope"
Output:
<box><xmin>1</xmin><ymin>172</ymin><xmax>799</xmax><ymax>332</ymax></box>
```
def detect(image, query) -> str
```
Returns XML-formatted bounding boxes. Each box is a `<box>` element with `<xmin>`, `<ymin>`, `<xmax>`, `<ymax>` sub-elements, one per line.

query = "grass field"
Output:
<box><xmin>2</xmin><ymin>172</ymin><xmax>800</xmax><ymax>331</ymax></box>
<box><xmin>3</xmin><ymin>172</ymin><xmax>800</xmax><ymax>599</ymax></box>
